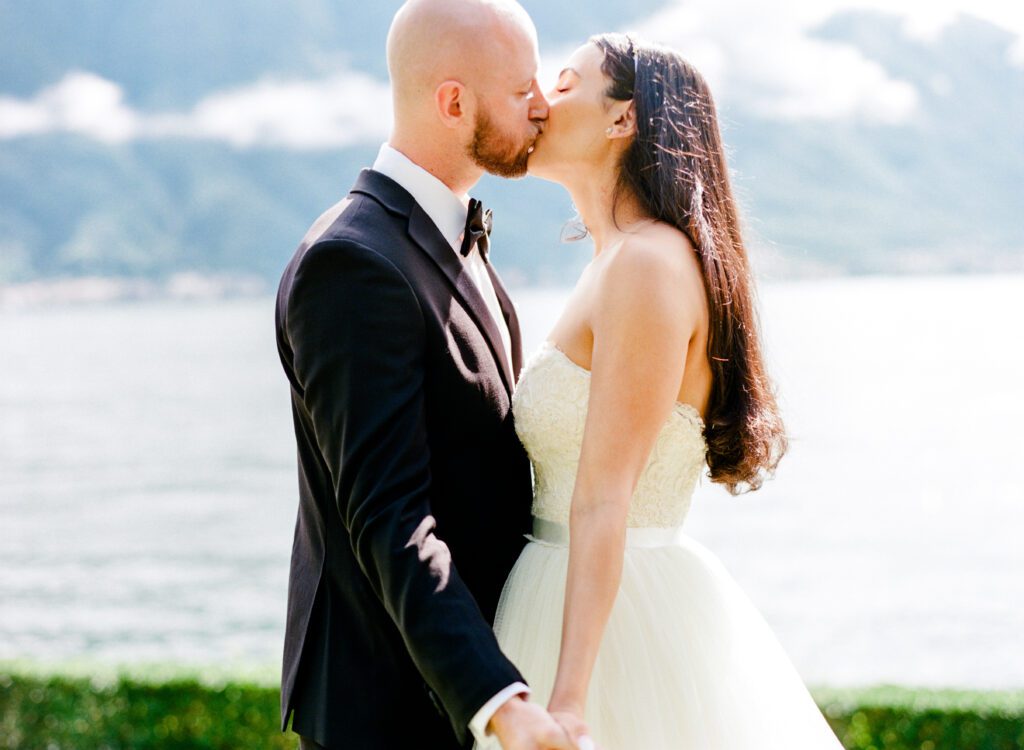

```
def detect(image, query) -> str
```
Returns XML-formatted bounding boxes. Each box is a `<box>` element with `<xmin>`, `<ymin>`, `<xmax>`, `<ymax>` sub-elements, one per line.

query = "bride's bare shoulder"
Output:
<box><xmin>584</xmin><ymin>222</ymin><xmax>704</xmax><ymax>386</ymax></box>
<box><xmin>597</xmin><ymin>222</ymin><xmax>705</xmax><ymax>305</ymax></box>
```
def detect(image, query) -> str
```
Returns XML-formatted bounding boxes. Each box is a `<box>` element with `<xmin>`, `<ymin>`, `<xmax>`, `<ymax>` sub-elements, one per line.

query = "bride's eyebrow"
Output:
<box><xmin>557</xmin><ymin>67</ymin><xmax>581</xmax><ymax>80</ymax></box>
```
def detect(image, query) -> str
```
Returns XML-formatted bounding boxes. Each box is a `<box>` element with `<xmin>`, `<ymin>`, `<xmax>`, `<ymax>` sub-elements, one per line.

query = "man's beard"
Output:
<box><xmin>467</xmin><ymin>104</ymin><xmax>534</xmax><ymax>178</ymax></box>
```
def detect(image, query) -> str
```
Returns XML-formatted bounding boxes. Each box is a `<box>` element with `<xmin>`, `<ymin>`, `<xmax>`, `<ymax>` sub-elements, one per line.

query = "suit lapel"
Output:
<box><xmin>350</xmin><ymin>168</ymin><xmax>516</xmax><ymax>394</ymax></box>
<box><xmin>406</xmin><ymin>205</ymin><xmax>516</xmax><ymax>394</ymax></box>
<box><xmin>486</xmin><ymin>263</ymin><xmax>523</xmax><ymax>383</ymax></box>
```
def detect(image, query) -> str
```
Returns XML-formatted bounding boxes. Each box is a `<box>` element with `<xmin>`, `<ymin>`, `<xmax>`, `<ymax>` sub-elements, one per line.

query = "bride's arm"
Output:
<box><xmin>548</xmin><ymin>238</ymin><xmax>698</xmax><ymax>719</ymax></box>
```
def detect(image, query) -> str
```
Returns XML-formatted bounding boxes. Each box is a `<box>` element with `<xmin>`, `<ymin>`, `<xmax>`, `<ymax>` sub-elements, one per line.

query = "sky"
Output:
<box><xmin>1</xmin><ymin>0</ymin><xmax>1021</xmax><ymax>149</ymax></box>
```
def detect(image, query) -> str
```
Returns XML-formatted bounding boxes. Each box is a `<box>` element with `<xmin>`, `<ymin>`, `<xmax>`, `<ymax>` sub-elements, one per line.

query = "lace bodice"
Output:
<box><xmin>512</xmin><ymin>341</ymin><xmax>708</xmax><ymax>528</ymax></box>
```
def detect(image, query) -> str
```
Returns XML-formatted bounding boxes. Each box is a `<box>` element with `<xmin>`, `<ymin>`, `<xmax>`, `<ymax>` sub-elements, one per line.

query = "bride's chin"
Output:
<box><xmin>526</xmin><ymin>161</ymin><xmax>560</xmax><ymax>184</ymax></box>
<box><xmin>526</xmin><ymin>152</ymin><xmax>551</xmax><ymax>179</ymax></box>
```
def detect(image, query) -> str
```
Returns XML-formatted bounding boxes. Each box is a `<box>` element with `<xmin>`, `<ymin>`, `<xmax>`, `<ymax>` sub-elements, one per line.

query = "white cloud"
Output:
<box><xmin>626</xmin><ymin>1</ymin><xmax>921</xmax><ymax>123</ymax></box>
<box><xmin>0</xmin><ymin>69</ymin><xmax>392</xmax><ymax>149</ymax></box>
<box><xmin>0</xmin><ymin>72</ymin><xmax>140</xmax><ymax>142</ymax></box>
<box><xmin>538</xmin><ymin>0</ymin><xmax>1022</xmax><ymax>124</ymax></box>
<box><xmin>150</xmin><ymin>72</ymin><xmax>392</xmax><ymax>149</ymax></box>
<box><xmin>1</xmin><ymin>0</ymin><xmax>1020</xmax><ymax>146</ymax></box>
<box><xmin>824</xmin><ymin>0</ymin><xmax>1024</xmax><ymax>53</ymax></box>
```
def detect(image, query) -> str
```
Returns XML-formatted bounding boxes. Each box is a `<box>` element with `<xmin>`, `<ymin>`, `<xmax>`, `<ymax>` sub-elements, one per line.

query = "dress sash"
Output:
<box><xmin>527</xmin><ymin>516</ymin><xmax>681</xmax><ymax>549</ymax></box>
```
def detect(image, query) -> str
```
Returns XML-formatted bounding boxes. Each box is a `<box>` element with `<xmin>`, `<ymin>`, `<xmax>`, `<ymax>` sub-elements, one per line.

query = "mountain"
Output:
<box><xmin>0</xmin><ymin>2</ymin><xmax>1021</xmax><ymax>287</ymax></box>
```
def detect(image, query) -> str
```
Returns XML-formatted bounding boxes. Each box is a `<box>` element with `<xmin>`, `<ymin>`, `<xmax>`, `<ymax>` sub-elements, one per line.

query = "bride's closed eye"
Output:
<box><xmin>553</xmin><ymin>68</ymin><xmax>579</xmax><ymax>93</ymax></box>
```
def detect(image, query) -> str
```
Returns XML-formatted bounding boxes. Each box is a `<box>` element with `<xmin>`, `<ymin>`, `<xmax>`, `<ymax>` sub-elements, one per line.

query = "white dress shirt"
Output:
<box><xmin>372</xmin><ymin>143</ymin><xmax>513</xmax><ymax>370</ymax></box>
<box><xmin>371</xmin><ymin>143</ymin><xmax>529</xmax><ymax>742</ymax></box>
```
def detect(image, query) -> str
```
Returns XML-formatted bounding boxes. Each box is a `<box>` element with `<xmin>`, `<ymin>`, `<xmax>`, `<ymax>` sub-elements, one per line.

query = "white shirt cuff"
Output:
<box><xmin>468</xmin><ymin>682</ymin><xmax>531</xmax><ymax>744</ymax></box>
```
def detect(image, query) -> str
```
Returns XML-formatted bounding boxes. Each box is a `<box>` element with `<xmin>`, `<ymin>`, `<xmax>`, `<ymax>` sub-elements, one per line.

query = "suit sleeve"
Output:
<box><xmin>285</xmin><ymin>238</ymin><xmax>524</xmax><ymax>741</ymax></box>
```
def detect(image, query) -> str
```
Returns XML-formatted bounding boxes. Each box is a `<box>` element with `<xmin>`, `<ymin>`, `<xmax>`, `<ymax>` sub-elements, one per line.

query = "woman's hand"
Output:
<box><xmin>548</xmin><ymin>705</ymin><xmax>597</xmax><ymax>750</ymax></box>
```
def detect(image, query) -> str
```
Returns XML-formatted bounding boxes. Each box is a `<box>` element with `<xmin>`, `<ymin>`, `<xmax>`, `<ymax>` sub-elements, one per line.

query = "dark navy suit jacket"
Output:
<box><xmin>275</xmin><ymin>169</ymin><xmax>533</xmax><ymax>748</ymax></box>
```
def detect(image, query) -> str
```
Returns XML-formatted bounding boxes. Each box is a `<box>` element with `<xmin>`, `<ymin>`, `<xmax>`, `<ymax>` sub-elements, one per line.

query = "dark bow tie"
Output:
<box><xmin>460</xmin><ymin>198</ymin><xmax>493</xmax><ymax>261</ymax></box>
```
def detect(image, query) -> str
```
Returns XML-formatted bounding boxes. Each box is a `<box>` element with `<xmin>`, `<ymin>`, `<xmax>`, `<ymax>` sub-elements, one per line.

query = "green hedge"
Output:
<box><xmin>0</xmin><ymin>673</ymin><xmax>298</xmax><ymax>749</ymax></box>
<box><xmin>813</xmin><ymin>685</ymin><xmax>1024</xmax><ymax>750</ymax></box>
<box><xmin>1</xmin><ymin>671</ymin><xmax>1022</xmax><ymax>749</ymax></box>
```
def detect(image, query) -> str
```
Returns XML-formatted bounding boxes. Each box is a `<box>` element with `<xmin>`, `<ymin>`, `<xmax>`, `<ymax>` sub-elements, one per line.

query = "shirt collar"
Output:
<box><xmin>372</xmin><ymin>143</ymin><xmax>469</xmax><ymax>253</ymax></box>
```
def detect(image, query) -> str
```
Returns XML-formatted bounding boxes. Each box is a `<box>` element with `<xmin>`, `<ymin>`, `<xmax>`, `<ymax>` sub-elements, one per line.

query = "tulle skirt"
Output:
<box><xmin>476</xmin><ymin>519</ymin><xmax>844</xmax><ymax>750</ymax></box>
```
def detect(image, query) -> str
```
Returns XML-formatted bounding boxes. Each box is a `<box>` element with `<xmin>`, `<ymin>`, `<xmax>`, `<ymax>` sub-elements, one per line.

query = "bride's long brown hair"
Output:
<box><xmin>592</xmin><ymin>32</ymin><xmax>786</xmax><ymax>494</ymax></box>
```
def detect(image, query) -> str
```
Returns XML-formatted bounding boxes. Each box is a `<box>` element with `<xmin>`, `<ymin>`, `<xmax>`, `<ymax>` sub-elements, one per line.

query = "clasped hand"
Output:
<box><xmin>490</xmin><ymin>696</ymin><xmax>598</xmax><ymax>750</ymax></box>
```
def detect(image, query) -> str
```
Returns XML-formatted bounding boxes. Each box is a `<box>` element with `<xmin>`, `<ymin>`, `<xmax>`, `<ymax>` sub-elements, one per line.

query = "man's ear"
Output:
<box><xmin>435</xmin><ymin>80</ymin><xmax>468</xmax><ymax>128</ymax></box>
<box><xmin>607</xmin><ymin>100</ymin><xmax>637</xmax><ymax>139</ymax></box>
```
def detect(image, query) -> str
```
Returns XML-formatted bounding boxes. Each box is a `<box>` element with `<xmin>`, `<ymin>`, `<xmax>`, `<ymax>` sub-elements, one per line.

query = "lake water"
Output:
<box><xmin>1</xmin><ymin>275</ymin><xmax>1022</xmax><ymax>689</ymax></box>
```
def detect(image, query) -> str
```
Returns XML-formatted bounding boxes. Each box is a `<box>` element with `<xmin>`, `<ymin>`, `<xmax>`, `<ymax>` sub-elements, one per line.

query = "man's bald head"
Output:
<box><xmin>384</xmin><ymin>0</ymin><xmax>547</xmax><ymax>186</ymax></box>
<box><xmin>387</xmin><ymin>0</ymin><xmax>538</xmax><ymax>114</ymax></box>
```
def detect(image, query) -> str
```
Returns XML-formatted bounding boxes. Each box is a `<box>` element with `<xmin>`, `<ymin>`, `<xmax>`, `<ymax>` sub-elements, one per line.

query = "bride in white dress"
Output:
<box><xmin>479</xmin><ymin>34</ymin><xmax>845</xmax><ymax>749</ymax></box>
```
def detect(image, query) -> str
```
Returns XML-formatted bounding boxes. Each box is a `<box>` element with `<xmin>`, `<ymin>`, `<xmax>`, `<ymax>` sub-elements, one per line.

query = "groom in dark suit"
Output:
<box><xmin>274</xmin><ymin>1</ymin><xmax>578</xmax><ymax>748</ymax></box>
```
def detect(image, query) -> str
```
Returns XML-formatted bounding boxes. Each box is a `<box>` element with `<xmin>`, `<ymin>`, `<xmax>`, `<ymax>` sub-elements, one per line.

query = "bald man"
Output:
<box><xmin>275</xmin><ymin>2</ymin><xmax>577</xmax><ymax>748</ymax></box>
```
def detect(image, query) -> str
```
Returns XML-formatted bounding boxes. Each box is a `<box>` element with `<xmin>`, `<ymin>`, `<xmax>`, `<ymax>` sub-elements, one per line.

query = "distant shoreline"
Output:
<box><xmin>3</xmin><ymin>268</ymin><xmax>1024</xmax><ymax>312</ymax></box>
<box><xmin>2</xmin><ymin>266</ymin><xmax>1024</xmax><ymax>311</ymax></box>
<box><xmin>0</xmin><ymin>272</ymin><xmax>269</xmax><ymax>311</ymax></box>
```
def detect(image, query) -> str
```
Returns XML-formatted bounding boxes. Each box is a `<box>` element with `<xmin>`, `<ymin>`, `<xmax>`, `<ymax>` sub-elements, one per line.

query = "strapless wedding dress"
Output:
<box><xmin>476</xmin><ymin>341</ymin><xmax>844</xmax><ymax>749</ymax></box>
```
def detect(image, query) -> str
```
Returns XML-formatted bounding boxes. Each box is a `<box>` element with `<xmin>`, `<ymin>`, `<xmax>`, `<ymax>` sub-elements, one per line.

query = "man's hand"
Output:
<box><xmin>489</xmin><ymin>695</ymin><xmax>577</xmax><ymax>750</ymax></box>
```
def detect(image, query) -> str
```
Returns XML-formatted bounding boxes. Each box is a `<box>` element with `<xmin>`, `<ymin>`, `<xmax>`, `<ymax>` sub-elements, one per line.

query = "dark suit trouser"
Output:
<box><xmin>298</xmin><ymin>737</ymin><xmax>327</xmax><ymax>750</ymax></box>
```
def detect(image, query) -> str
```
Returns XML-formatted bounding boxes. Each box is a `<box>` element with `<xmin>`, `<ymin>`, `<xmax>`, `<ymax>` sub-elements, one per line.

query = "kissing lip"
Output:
<box><xmin>526</xmin><ymin>123</ymin><xmax>545</xmax><ymax>155</ymax></box>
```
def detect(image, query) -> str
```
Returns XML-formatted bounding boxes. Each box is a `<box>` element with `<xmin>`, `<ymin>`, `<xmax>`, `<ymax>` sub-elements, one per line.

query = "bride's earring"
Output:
<box><xmin>605</xmin><ymin>126</ymin><xmax>613</xmax><ymax>136</ymax></box>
